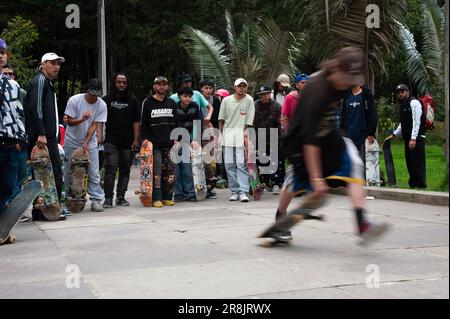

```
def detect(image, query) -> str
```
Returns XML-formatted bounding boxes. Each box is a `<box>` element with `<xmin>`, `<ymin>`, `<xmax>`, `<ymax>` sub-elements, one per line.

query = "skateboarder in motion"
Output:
<box><xmin>271</xmin><ymin>47</ymin><xmax>389</xmax><ymax>245</ymax></box>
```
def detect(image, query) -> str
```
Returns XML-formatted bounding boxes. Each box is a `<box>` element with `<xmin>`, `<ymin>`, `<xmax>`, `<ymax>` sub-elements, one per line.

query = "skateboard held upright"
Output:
<box><xmin>191</xmin><ymin>143</ymin><xmax>207</xmax><ymax>201</ymax></box>
<box><xmin>246</xmin><ymin>141</ymin><xmax>263</xmax><ymax>201</ymax></box>
<box><xmin>29</xmin><ymin>145</ymin><xmax>61</xmax><ymax>221</ymax></box>
<box><xmin>0</xmin><ymin>181</ymin><xmax>41</xmax><ymax>245</ymax></box>
<box><xmin>382</xmin><ymin>139</ymin><xmax>397</xmax><ymax>187</ymax></box>
<box><xmin>365</xmin><ymin>138</ymin><xmax>381</xmax><ymax>186</ymax></box>
<box><xmin>135</xmin><ymin>140</ymin><xmax>153</xmax><ymax>207</ymax></box>
<box><xmin>67</xmin><ymin>148</ymin><xmax>89</xmax><ymax>213</ymax></box>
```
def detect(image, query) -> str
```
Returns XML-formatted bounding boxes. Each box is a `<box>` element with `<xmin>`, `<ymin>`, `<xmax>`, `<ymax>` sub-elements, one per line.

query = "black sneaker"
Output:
<box><xmin>206</xmin><ymin>190</ymin><xmax>217</xmax><ymax>199</ymax></box>
<box><xmin>103</xmin><ymin>198</ymin><xmax>113</xmax><ymax>209</ymax></box>
<box><xmin>277</xmin><ymin>230</ymin><xmax>293</xmax><ymax>242</ymax></box>
<box><xmin>188</xmin><ymin>196</ymin><xmax>198</xmax><ymax>202</ymax></box>
<box><xmin>116</xmin><ymin>197</ymin><xmax>130</xmax><ymax>207</ymax></box>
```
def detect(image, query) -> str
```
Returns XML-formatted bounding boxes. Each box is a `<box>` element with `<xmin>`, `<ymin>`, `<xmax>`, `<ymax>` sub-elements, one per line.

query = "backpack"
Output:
<box><xmin>419</xmin><ymin>94</ymin><xmax>435</xmax><ymax>130</ymax></box>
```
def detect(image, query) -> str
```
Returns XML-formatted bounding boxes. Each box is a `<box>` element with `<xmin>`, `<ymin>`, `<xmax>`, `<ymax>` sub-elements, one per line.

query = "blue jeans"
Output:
<box><xmin>223</xmin><ymin>146</ymin><xmax>249</xmax><ymax>195</ymax></box>
<box><xmin>0</xmin><ymin>147</ymin><xmax>27</xmax><ymax>212</ymax></box>
<box><xmin>64</xmin><ymin>146</ymin><xmax>105</xmax><ymax>202</ymax></box>
<box><xmin>174</xmin><ymin>148</ymin><xmax>195</xmax><ymax>199</ymax></box>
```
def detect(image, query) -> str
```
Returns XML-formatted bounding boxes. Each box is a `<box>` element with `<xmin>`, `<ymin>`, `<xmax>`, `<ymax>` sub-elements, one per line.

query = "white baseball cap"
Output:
<box><xmin>234</xmin><ymin>78</ymin><xmax>248</xmax><ymax>87</ymax></box>
<box><xmin>41</xmin><ymin>53</ymin><xmax>65</xmax><ymax>64</ymax></box>
<box><xmin>276</xmin><ymin>74</ymin><xmax>291</xmax><ymax>87</ymax></box>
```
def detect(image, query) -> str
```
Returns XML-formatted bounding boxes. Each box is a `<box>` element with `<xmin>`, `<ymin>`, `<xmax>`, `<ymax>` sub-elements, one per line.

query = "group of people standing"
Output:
<box><xmin>1</xmin><ymin>36</ymin><xmax>427</xmax><ymax>246</ymax></box>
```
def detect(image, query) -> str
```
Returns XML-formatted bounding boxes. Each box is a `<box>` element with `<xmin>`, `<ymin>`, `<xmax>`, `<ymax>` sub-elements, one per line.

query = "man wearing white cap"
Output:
<box><xmin>272</xmin><ymin>73</ymin><xmax>291</xmax><ymax>106</ymax></box>
<box><xmin>218</xmin><ymin>78</ymin><xmax>255</xmax><ymax>202</ymax></box>
<box><xmin>24</xmin><ymin>52</ymin><xmax>66</xmax><ymax>220</ymax></box>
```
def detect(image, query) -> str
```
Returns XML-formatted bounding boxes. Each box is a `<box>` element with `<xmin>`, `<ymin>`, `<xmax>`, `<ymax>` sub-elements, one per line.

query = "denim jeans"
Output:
<box><xmin>223</xmin><ymin>146</ymin><xmax>249</xmax><ymax>195</ymax></box>
<box><xmin>64</xmin><ymin>146</ymin><xmax>105</xmax><ymax>202</ymax></box>
<box><xmin>103</xmin><ymin>143</ymin><xmax>133</xmax><ymax>199</ymax></box>
<box><xmin>0</xmin><ymin>147</ymin><xmax>27</xmax><ymax>211</ymax></box>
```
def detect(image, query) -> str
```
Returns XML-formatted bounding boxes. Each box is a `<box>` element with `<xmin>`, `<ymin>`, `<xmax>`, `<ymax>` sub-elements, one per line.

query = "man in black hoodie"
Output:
<box><xmin>102</xmin><ymin>73</ymin><xmax>141</xmax><ymax>208</ymax></box>
<box><xmin>141</xmin><ymin>76</ymin><xmax>178</xmax><ymax>208</ymax></box>
<box><xmin>24</xmin><ymin>52</ymin><xmax>65</xmax><ymax>220</ymax></box>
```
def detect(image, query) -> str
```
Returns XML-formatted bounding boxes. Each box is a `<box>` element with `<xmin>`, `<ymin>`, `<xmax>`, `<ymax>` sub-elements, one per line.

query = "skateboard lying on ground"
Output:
<box><xmin>382</xmin><ymin>139</ymin><xmax>397</xmax><ymax>187</ymax></box>
<box><xmin>0</xmin><ymin>181</ymin><xmax>41</xmax><ymax>245</ymax></box>
<box><xmin>191</xmin><ymin>143</ymin><xmax>207</xmax><ymax>201</ymax></box>
<box><xmin>135</xmin><ymin>140</ymin><xmax>153</xmax><ymax>207</ymax></box>
<box><xmin>29</xmin><ymin>145</ymin><xmax>61</xmax><ymax>221</ymax></box>
<box><xmin>258</xmin><ymin>196</ymin><xmax>326</xmax><ymax>247</ymax></box>
<box><xmin>246</xmin><ymin>141</ymin><xmax>263</xmax><ymax>201</ymax></box>
<box><xmin>365</xmin><ymin>138</ymin><xmax>381</xmax><ymax>186</ymax></box>
<box><xmin>67</xmin><ymin>148</ymin><xmax>89</xmax><ymax>213</ymax></box>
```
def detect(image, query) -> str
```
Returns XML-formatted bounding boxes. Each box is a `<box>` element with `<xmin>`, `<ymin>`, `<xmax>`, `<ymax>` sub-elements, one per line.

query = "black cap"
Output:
<box><xmin>178</xmin><ymin>73</ymin><xmax>192</xmax><ymax>84</ymax></box>
<box><xmin>395</xmin><ymin>84</ymin><xmax>409</xmax><ymax>92</ymax></box>
<box><xmin>257</xmin><ymin>84</ymin><xmax>272</xmax><ymax>95</ymax></box>
<box><xmin>87</xmin><ymin>78</ymin><xmax>103</xmax><ymax>96</ymax></box>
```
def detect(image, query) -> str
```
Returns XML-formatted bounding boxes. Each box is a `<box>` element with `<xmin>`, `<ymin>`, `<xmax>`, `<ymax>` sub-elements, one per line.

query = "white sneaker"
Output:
<box><xmin>272</xmin><ymin>185</ymin><xmax>280</xmax><ymax>195</ymax></box>
<box><xmin>91</xmin><ymin>200</ymin><xmax>104</xmax><ymax>212</ymax></box>
<box><xmin>239</xmin><ymin>193</ymin><xmax>249</xmax><ymax>202</ymax></box>
<box><xmin>229</xmin><ymin>194</ymin><xmax>239</xmax><ymax>201</ymax></box>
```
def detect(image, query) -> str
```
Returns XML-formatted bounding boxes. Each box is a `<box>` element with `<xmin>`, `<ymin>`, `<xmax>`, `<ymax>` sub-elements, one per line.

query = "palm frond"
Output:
<box><xmin>225</xmin><ymin>10</ymin><xmax>243</xmax><ymax>77</ymax></box>
<box><xmin>180</xmin><ymin>25</ymin><xmax>233</xmax><ymax>89</ymax></box>
<box><xmin>397</xmin><ymin>22</ymin><xmax>431</xmax><ymax>95</ymax></box>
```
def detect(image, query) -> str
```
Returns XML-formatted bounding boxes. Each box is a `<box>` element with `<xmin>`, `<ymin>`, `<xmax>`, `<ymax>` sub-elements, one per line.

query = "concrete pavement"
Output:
<box><xmin>0</xmin><ymin>167</ymin><xmax>448</xmax><ymax>299</ymax></box>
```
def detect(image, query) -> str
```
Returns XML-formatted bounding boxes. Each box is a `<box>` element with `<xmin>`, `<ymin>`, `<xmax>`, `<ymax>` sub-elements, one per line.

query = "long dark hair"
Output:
<box><xmin>110</xmin><ymin>72</ymin><xmax>132</xmax><ymax>98</ymax></box>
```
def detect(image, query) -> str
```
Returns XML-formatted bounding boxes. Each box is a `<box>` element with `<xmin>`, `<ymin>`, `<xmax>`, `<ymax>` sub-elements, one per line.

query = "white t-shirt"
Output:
<box><xmin>218</xmin><ymin>94</ymin><xmax>255</xmax><ymax>147</ymax></box>
<box><xmin>64</xmin><ymin>94</ymin><xmax>107</xmax><ymax>149</ymax></box>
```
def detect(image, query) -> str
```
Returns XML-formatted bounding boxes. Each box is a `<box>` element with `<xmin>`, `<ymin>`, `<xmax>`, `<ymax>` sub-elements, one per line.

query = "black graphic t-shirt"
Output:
<box><xmin>141</xmin><ymin>95</ymin><xmax>179</xmax><ymax>149</ymax></box>
<box><xmin>103</xmin><ymin>95</ymin><xmax>141</xmax><ymax>148</ymax></box>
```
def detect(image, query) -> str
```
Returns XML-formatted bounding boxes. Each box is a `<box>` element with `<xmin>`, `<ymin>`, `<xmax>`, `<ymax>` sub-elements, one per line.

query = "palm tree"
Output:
<box><xmin>398</xmin><ymin>0</ymin><xmax>446</xmax><ymax>95</ymax></box>
<box><xmin>293</xmin><ymin>0</ymin><xmax>407</xmax><ymax>91</ymax></box>
<box><xmin>179</xmin><ymin>11</ymin><xmax>304</xmax><ymax>94</ymax></box>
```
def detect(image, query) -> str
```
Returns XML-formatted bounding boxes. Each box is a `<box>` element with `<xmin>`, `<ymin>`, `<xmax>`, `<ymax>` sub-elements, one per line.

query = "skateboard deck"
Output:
<box><xmin>246</xmin><ymin>141</ymin><xmax>263</xmax><ymax>201</ymax></box>
<box><xmin>258</xmin><ymin>196</ymin><xmax>326</xmax><ymax>247</ymax></box>
<box><xmin>67</xmin><ymin>148</ymin><xmax>89</xmax><ymax>213</ymax></box>
<box><xmin>0</xmin><ymin>181</ymin><xmax>41</xmax><ymax>245</ymax></box>
<box><xmin>135</xmin><ymin>140</ymin><xmax>153</xmax><ymax>207</ymax></box>
<box><xmin>30</xmin><ymin>145</ymin><xmax>61</xmax><ymax>221</ymax></box>
<box><xmin>365</xmin><ymin>139</ymin><xmax>381</xmax><ymax>186</ymax></box>
<box><xmin>382</xmin><ymin>139</ymin><xmax>397</xmax><ymax>187</ymax></box>
<box><xmin>191</xmin><ymin>143</ymin><xmax>207</xmax><ymax>201</ymax></box>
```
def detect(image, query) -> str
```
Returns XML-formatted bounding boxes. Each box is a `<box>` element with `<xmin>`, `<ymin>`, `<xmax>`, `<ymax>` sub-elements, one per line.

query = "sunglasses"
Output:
<box><xmin>3</xmin><ymin>72</ymin><xmax>14</xmax><ymax>76</ymax></box>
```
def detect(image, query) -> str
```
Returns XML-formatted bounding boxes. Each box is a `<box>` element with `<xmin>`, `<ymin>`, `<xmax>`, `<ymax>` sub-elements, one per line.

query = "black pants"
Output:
<box><xmin>153</xmin><ymin>147</ymin><xmax>174</xmax><ymax>201</ymax></box>
<box><xmin>103</xmin><ymin>143</ymin><xmax>132</xmax><ymax>199</ymax></box>
<box><xmin>257</xmin><ymin>144</ymin><xmax>285</xmax><ymax>187</ymax></box>
<box><xmin>404</xmin><ymin>136</ymin><xmax>427</xmax><ymax>188</ymax></box>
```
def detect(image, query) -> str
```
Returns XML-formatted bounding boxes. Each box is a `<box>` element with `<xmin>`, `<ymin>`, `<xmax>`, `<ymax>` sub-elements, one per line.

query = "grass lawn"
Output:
<box><xmin>379</xmin><ymin>141</ymin><xmax>449</xmax><ymax>192</ymax></box>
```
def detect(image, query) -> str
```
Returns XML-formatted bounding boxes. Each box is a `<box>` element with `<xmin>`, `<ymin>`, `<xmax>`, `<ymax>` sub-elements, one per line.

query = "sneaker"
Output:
<box><xmin>116</xmin><ymin>197</ymin><xmax>130</xmax><ymax>207</ymax></box>
<box><xmin>272</xmin><ymin>185</ymin><xmax>280</xmax><ymax>195</ymax></box>
<box><xmin>58</xmin><ymin>214</ymin><xmax>67</xmax><ymax>221</ymax></box>
<box><xmin>152</xmin><ymin>201</ymin><xmax>163</xmax><ymax>208</ymax></box>
<box><xmin>277</xmin><ymin>230</ymin><xmax>293</xmax><ymax>242</ymax></box>
<box><xmin>91</xmin><ymin>200</ymin><xmax>104</xmax><ymax>212</ymax></box>
<box><xmin>19</xmin><ymin>215</ymin><xmax>31</xmax><ymax>223</ymax></box>
<box><xmin>187</xmin><ymin>196</ymin><xmax>198</xmax><ymax>202</ymax></box>
<box><xmin>174</xmin><ymin>196</ymin><xmax>186</xmax><ymax>203</ymax></box>
<box><xmin>103</xmin><ymin>198</ymin><xmax>113</xmax><ymax>209</ymax></box>
<box><xmin>359</xmin><ymin>222</ymin><xmax>390</xmax><ymax>247</ymax></box>
<box><xmin>239</xmin><ymin>193</ymin><xmax>249</xmax><ymax>202</ymax></box>
<box><xmin>162</xmin><ymin>200</ymin><xmax>174</xmax><ymax>206</ymax></box>
<box><xmin>229</xmin><ymin>193</ymin><xmax>239</xmax><ymax>201</ymax></box>
<box><xmin>62</xmin><ymin>207</ymin><xmax>73</xmax><ymax>217</ymax></box>
<box><xmin>206</xmin><ymin>190</ymin><xmax>217</xmax><ymax>199</ymax></box>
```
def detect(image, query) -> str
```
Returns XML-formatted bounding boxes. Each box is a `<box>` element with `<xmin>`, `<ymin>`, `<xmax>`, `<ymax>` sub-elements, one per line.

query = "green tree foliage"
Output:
<box><xmin>0</xmin><ymin>16</ymin><xmax>39</xmax><ymax>87</ymax></box>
